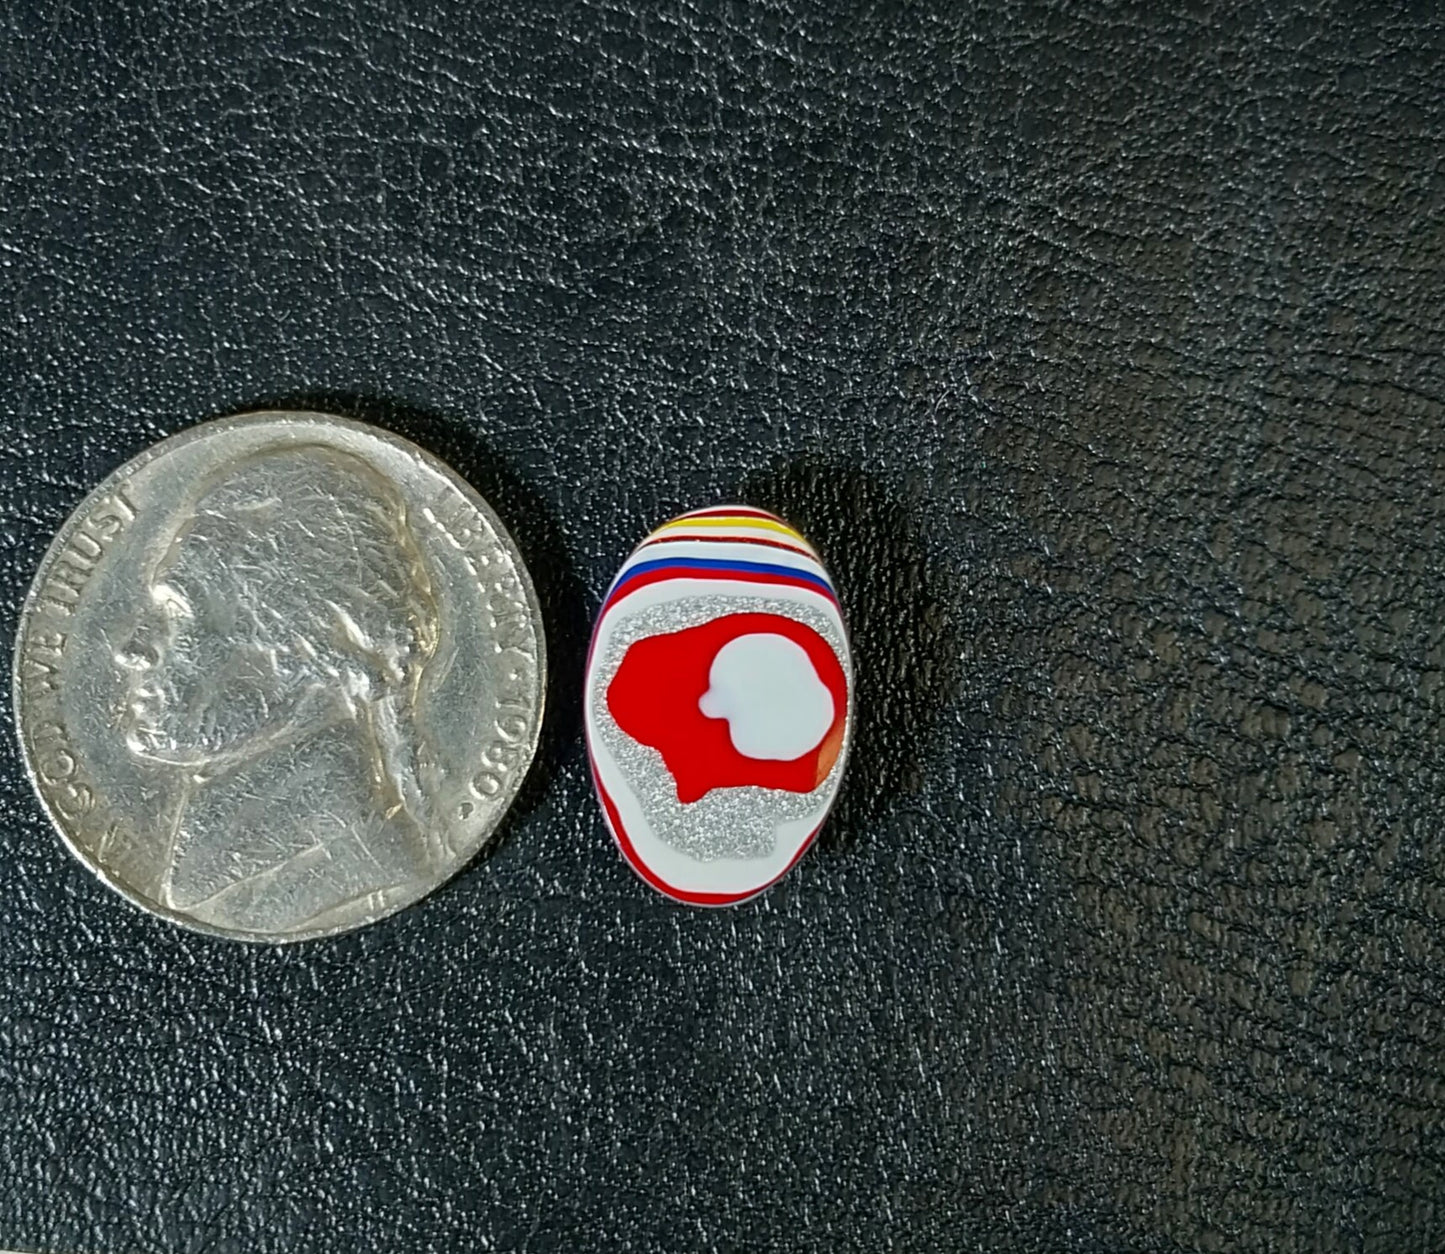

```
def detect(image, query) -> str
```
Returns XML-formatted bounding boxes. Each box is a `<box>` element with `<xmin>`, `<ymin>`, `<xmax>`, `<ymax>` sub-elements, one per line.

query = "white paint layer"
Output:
<box><xmin>698</xmin><ymin>632</ymin><xmax>834</xmax><ymax>760</ymax></box>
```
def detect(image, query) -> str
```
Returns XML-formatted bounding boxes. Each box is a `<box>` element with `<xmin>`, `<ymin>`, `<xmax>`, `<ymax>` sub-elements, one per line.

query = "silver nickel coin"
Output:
<box><xmin>13</xmin><ymin>411</ymin><xmax>546</xmax><ymax>942</ymax></box>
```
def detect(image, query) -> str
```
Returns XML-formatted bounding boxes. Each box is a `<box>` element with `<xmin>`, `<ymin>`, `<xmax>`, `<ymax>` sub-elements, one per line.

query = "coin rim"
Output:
<box><xmin>12</xmin><ymin>409</ymin><xmax>548</xmax><ymax>944</ymax></box>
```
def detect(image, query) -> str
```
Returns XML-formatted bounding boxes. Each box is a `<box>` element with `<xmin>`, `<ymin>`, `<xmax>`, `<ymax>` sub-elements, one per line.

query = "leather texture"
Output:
<box><xmin>2</xmin><ymin>2</ymin><xmax>1443</xmax><ymax>1250</ymax></box>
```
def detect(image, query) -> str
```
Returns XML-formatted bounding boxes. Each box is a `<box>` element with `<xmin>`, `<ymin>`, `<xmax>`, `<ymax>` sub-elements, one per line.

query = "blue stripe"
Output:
<box><xmin>607</xmin><ymin>554</ymin><xmax>835</xmax><ymax>602</ymax></box>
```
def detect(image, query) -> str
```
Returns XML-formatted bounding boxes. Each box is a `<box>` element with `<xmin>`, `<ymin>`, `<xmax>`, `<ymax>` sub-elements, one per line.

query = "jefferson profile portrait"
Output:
<box><xmin>116</xmin><ymin>442</ymin><xmax>442</xmax><ymax>936</ymax></box>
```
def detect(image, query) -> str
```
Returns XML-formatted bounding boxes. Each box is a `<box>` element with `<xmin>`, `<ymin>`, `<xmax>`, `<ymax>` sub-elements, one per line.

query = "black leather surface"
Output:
<box><xmin>2</xmin><ymin>3</ymin><xmax>1443</xmax><ymax>1250</ymax></box>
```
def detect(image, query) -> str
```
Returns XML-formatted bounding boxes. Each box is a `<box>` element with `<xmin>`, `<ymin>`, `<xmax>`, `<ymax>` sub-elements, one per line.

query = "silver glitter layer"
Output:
<box><xmin>591</xmin><ymin>594</ymin><xmax>852</xmax><ymax>862</ymax></box>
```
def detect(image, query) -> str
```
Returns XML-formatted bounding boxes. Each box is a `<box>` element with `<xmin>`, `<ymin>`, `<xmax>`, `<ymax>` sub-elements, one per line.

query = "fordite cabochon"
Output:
<box><xmin>585</xmin><ymin>507</ymin><xmax>853</xmax><ymax>905</ymax></box>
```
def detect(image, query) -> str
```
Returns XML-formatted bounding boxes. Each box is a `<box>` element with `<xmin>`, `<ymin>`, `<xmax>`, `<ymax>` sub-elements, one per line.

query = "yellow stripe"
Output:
<box><xmin>655</xmin><ymin>515</ymin><xmax>808</xmax><ymax>544</ymax></box>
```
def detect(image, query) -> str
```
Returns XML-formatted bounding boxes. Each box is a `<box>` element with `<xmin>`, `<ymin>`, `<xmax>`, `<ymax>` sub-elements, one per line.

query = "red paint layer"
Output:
<box><xmin>606</xmin><ymin>612</ymin><xmax>848</xmax><ymax>804</ymax></box>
